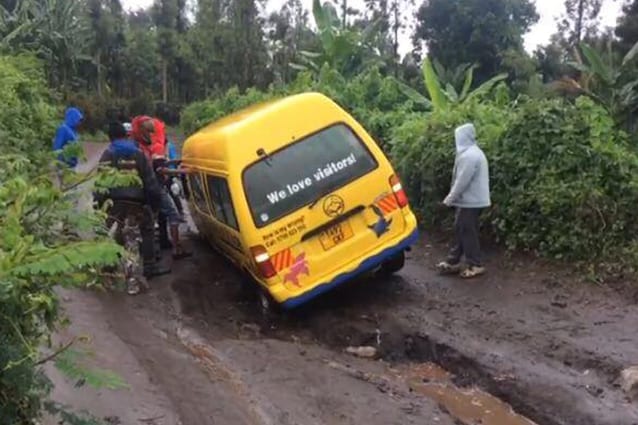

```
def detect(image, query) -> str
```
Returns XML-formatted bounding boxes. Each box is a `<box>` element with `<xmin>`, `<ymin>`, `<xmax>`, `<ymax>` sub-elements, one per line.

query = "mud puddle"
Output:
<box><xmin>397</xmin><ymin>363</ymin><xmax>537</xmax><ymax>425</ymax></box>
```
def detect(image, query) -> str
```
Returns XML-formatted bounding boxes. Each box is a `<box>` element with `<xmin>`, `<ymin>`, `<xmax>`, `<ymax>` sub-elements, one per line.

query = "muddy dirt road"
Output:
<box><xmin>48</xmin><ymin>142</ymin><xmax>638</xmax><ymax>425</ymax></box>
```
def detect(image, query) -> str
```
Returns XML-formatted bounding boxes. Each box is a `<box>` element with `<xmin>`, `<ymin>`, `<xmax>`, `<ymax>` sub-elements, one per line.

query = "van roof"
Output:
<box><xmin>182</xmin><ymin>92</ymin><xmax>352</xmax><ymax>173</ymax></box>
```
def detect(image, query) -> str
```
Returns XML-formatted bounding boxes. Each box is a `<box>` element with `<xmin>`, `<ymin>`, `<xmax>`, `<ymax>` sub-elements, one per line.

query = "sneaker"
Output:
<box><xmin>436</xmin><ymin>261</ymin><xmax>461</xmax><ymax>274</ymax></box>
<box><xmin>460</xmin><ymin>265</ymin><xmax>486</xmax><ymax>279</ymax></box>
<box><xmin>127</xmin><ymin>279</ymin><xmax>141</xmax><ymax>295</ymax></box>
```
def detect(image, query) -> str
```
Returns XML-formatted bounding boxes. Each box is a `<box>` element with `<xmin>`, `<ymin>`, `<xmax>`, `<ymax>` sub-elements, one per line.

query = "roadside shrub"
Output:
<box><xmin>180</xmin><ymin>66</ymin><xmax>638</xmax><ymax>271</ymax></box>
<box><xmin>180</xmin><ymin>87</ymin><xmax>278</xmax><ymax>135</ymax></box>
<box><xmin>0</xmin><ymin>55</ymin><xmax>121</xmax><ymax>424</ymax></box>
<box><xmin>63</xmin><ymin>93</ymin><xmax>183</xmax><ymax>134</ymax></box>
<box><xmin>489</xmin><ymin>97</ymin><xmax>638</xmax><ymax>262</ymax></box>
<box><xmin>180</xmin><ymin>67</ymin><xmax>416</xmax><ymax>152</ymax></box>
<box><xmin>0</xmin><ymin>54</ymin><xmax>57</xmax><ymax>154</ymax></box>
<box><xmin>390</xmin><ymin>99</ymin><xmax>512</xmax><ymax>225</ymax></box>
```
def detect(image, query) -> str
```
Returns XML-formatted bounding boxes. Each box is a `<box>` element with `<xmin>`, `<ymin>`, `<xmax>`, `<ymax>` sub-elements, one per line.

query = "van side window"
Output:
<box><xmin>188</xmin><ymin>173</ymin><xmax>209</xmax><ymax>214</ymax></box>
<box><xmin>206</xmin><ymin>176</ymin><xmax>239</xmax><ymax>230</ymax></box>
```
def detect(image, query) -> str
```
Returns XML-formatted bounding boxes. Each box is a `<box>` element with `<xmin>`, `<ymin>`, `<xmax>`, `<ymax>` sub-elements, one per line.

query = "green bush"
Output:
<box><xmin>0</xmin><ymin>55</ymin><xmax>121</xmax><ymax>424</ymax></box>
<box><xmin>62</xmin><ymin>93</ymin><xmax>183</xmax><ymax>135</ymax></box>
<box><xmin>180</xmin><ymin>66</ymin><xmax>638</xmax><ymax>271</ymax></box>
<box><xmin>0</xmin><ymin>54</ymin><xmax>58</xmax><ymax>154</ymax></box>
<box><xmin>180</xmin><ymin>87</ymin><xmax>278</xmax><ymax>135</ymax></box>
<box><xmin>489</xmin><ymin>97</ymin><xmax>638</xmax><ymax>262</ymax></box>
<box><xmin>391</xmin><ymin>95</ymin><xmax>638</xmax><ymax>265</ymax></box>
<box><xmin>390</xmin><ymin>99</ymin><xmax>512</xmax><ymax>225</ymax></box>
<box><xmin>180</xmin><ymin>66</ymin><xmax>416</xmax><ymax>151</ymax></box>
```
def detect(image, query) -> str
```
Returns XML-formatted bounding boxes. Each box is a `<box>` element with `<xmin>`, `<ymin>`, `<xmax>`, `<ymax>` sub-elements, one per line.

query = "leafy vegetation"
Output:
<box><xmin>0</xmin><ymin>54</ymin><xmax>123</xmax><ymax>424</ymax></box>
<box><xmin>2</xmin><ymin>0</ymin><xmax>638</xmax><ymax>423</ymax></box>
<box><xmin>396</xmin><ymin>57</ymin><xmax>508</xmax><ymax>110</ymax></box>
<box><xmin>555</xmin><ymin>40</ymin><xmax>638</xmax><ymax>130</ymax></box>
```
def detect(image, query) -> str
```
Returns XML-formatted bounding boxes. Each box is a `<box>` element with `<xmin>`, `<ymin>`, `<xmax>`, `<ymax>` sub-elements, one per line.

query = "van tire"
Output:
<box><xmin>258</xmin><ymin>289</ymin><xmax>280</xmax><ymax>317</ymax></box>
<box><xmin>380</xmin><ymin>251</ymin><xmax>405</xmax><ymax>275</ymax></box>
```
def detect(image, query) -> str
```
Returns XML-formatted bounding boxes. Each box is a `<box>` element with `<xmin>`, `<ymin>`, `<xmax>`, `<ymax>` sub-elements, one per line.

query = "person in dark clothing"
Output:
<box><xmin>131</xmin><ymin>116</ymin><xmax>191</xmax><ymax>260</ymax></box>
<box><xmin>95</xmin><ymin>122</ymin><xmax>171</xmax><ymax>294</ymax></box>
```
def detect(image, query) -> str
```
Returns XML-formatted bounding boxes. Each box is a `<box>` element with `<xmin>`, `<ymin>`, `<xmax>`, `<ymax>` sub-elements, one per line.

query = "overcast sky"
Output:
<box><xmin>121</xmin><ymin>0</ymin><xmax>623</xmax><ymax>55</ymax></box>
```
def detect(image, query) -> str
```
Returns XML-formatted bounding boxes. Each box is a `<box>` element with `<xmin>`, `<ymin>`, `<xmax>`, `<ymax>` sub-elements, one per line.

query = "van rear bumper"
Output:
<box><xmin>280</xmin><ymin>228</ymin><xmax>419</xmax><ymax>309</ymax></box>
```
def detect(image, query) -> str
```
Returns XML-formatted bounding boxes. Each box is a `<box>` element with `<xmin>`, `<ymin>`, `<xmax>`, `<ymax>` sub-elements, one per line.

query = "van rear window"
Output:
<box><xmin>243</xmin><ymin>124</ymin><xmax>378</xmax><ymax>227</ymax></box>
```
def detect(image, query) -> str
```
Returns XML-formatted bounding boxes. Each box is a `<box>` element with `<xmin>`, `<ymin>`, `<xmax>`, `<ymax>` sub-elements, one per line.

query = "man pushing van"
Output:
<box><xmin>131</xmin><ymin>115</ymin><xmax>191</xmax><ymax>259</ymax></box>
<box><xmin>96</xmin><ymin>122</ymin><xmax>171</xmax><ymax>294</ymax></box>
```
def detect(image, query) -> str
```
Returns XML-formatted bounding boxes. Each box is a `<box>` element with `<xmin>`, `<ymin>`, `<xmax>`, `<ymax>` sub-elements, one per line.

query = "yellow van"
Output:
<box><xmin>181</xmin><ymin>92</ymin><xmax>418</xmax><ymax>310</ymax></box>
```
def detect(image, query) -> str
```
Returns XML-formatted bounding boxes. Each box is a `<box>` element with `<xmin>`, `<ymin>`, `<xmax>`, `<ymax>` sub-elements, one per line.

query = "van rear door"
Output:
<box><xmin>243</xmin><ymin>124</ymin><xmax>408</xmax><ymax>290</ymax></box>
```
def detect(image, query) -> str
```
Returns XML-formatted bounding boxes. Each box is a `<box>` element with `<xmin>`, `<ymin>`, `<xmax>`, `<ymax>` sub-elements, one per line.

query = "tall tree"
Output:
<box><xmin>616</xmin><ymin>0</ymin><xmax>638</xmax><ymax>55</ymax></box>
<box><xmin>85</xmin><ymin>0</ymin><xmax>126</xmax><ymax>97</ymax></box>
<box><xmin>152</xmin><ymin>0</ymin><xmax>179</xmax><ymax>102</ymax></box>
<box><xmin>557</xmin><ymin>0</ymin><xmax>603</xmax><ymax>49</ymax></box>
<box><xmin>412</xmin><ymin>0</ymin><xmax>539</xmax><ymax>83</ymax></box>
<box><xmin>123</xmin><ymin>9</ymin><xmax>159</xmax><ymax>99</ymax></box>
<box><xmin>267</xmin><ymin>0</ymin><xmax>316</xmax><ymax>84</ymax></box>
<box><xmin>226</xmin><ymin>0</ymin><xmax>269</xmax><ymax>89</ymax></box>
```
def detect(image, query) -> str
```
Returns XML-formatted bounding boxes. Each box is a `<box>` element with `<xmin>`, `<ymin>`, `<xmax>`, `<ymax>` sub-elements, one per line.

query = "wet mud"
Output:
<box><xmin>49</xmin><ymin>143</ymin><xmax>638</xmax><ymax>425</ymax></box>
<box><xmin>165</xmin><ymin>232</ymin><xmax>638</xmax><ymax>425</ymax></box>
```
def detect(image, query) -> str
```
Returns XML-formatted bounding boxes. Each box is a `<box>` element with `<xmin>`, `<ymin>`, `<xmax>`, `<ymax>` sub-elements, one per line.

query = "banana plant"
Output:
<box><xmin>396</xmin><ymin>56</ymin><xmax>507</xmax><ymax>111</ymax></box>
<box><xmin>557</xmin><ymin>40</ymin><xmax>638</xmax><ymax>128</ymax></box>
<box><xmin>0</xmin><ymin>0</ymin><xmax>91</xmax><ymax>89</ymax></box>
<box><xmin>290</xmin><ymin>0</ymin><xmax>383</xmax><ymax>77</ymax></box>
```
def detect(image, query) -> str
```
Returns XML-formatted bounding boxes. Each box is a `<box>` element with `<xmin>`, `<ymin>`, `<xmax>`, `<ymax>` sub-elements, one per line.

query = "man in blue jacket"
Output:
<box><xmin>95</xmin><ymin>122</ymin><xmax>171</xmax><ymax>294</ymax></box>
<box><xmin>437</xmin><ymin>123</ymin><xmax>491</xmax><ymax>279</ymax></box>
<box><xmin>53</xmin><ymin>107</ymin><xmax>83</xmax><ymax>168</ymax></box>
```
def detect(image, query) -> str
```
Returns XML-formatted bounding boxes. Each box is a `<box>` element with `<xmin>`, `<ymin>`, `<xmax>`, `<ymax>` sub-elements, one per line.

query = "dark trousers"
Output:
<box><xmin>447</xmin><ymin>208</ymin><xmax>483</xmax><ymax>267</ymax></box>
<box><xmin>157</xmin><ymin>184</ymin><xmax>183</xmax><ymax>246</ymax></box>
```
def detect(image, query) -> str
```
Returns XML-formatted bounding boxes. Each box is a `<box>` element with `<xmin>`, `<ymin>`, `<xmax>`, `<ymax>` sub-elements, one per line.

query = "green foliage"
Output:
<box><xmin>413</xmin><ymin>0</ymin><xmax>539</xmax><ymax>84</ymax></box>
<box><xmin>181</xmin><ymin>66</ymin><xmax>415</xmax><ymax>151</ymax></box>
<box><xmin>0</xmin><ymin>55</ymin><xmax>122</xmax><ymax>424</ymax></box>
<box><xmin>558</xmin><ymin>40</ymin><xmax>638</xmax><ymax>130</ymax></box>
<box><xmin>390</xmin><ymin>98</ymin><xmax>511</xmax><ymax>224</ymax></box>
<box><xmin>44</xmin><ymin>402</ymin><xmax>104</xmax><ymax>425</ymax></box>
<box><xmin>291</xmin><ymin>0</ymin><xmax>383</xmax><ymax>77</ymax></box>
<box><xmin>182</xmin><ymin>55</ymin><xmax>638</xmax><ymax>272</ymax></box>
<box><xmin>181</xmin><ymin>86</ymin><xmax>279</xmax><ymax>135</ymax></box>
<box><xmin>391</xmin><ymin>93</ymin><xmax>638</xmax><ymax>267</ymax></box>
<box><xmin>396</xmin><ymin>56</ymin><xmax>508</xmax><ymax>111</ymax></box>
<box><xmin>489</xmin><ymin>97</ymin><xmax>638</xmax><ymax>263</ymax></box>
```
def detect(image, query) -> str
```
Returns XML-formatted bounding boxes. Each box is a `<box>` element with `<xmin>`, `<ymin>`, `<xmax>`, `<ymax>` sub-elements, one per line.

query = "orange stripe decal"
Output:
<box><xmin>272</xmin><ymin>248</ymin><xmax>293</xmax><ymax>272</ymax></box>
<box><xmin>282</xmin><ymin>249</ymin><xmax>293</xmax><ymax>269</ymax></box>
<box><xmin>274</xmin><ymin>251</ymin><xmax>282</xmax><ymax>271</ymax></box>
<box><xmin>377</xmin><ymin>194</ymin><xmax>398</xmax><ymax>214</ymax></box>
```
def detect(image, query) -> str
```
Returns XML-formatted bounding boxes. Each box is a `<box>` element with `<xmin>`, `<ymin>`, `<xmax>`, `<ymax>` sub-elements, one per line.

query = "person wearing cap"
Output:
<box><xmin>95</xmin><ymin>122</ymin><xmax>172</xmax><ymax>293</ymax></box>
<box><xmin>131</xmin><ymin>116</ymin><xmax>191</xmax><ymax>260</ymax></box>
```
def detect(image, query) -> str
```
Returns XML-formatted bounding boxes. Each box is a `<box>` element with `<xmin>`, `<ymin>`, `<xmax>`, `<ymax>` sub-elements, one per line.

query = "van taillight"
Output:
<box><xmin>390</xmin><ymin>174</ymin><xmax>409</xmax><ymax>208</ymax></box>
<box><xmin>250</xmin><ymin>245</ymin><xmax>277</xmax><ymax>278</ymax></box>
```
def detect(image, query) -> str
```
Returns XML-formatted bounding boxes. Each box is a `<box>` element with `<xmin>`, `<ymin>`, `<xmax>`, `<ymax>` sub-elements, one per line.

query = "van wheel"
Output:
<box><xmin>258</xmin><ymin>289</ymin><xmax>280</xmax><ymax>317</ymax></box>
<box><xmin>380</xmin><ymin>251</ymin><xmax>406</xmax><ymax>275</ymax></box>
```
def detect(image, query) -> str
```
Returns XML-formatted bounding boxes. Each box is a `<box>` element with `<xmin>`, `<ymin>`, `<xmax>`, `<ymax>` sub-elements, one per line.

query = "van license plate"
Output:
<box><xmin>319</xmin><ymin>221</ymin><xmax>354</xmax><ymax>251</ymax></box>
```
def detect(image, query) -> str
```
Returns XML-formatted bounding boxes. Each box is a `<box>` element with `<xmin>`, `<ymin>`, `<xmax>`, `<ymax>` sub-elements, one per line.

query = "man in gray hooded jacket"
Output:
<box><xmin>437</xmin><ymin>123</ymin><xmax>491</xmax><ymax>278</ymax></box>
